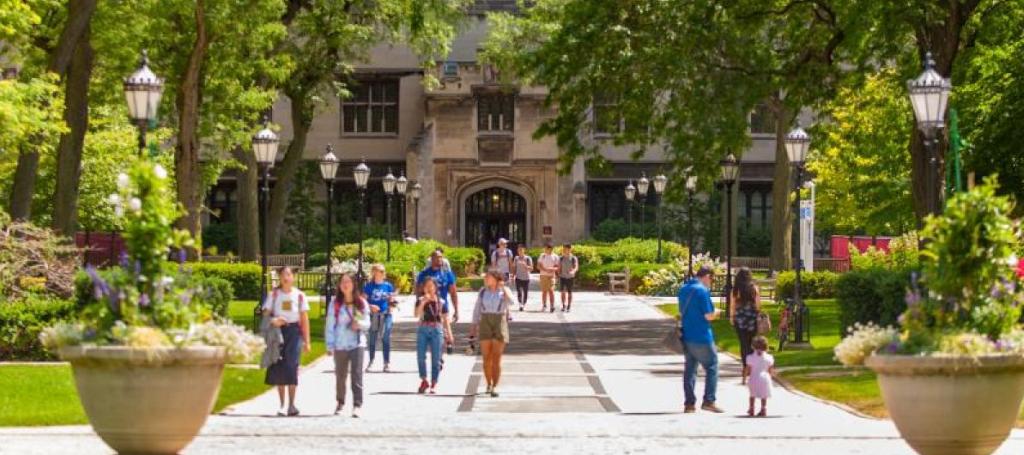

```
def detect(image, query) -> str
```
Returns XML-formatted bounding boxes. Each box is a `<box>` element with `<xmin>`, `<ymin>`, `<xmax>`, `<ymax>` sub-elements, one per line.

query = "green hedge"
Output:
<box><xmin>527</xmin><ymin>238</ymin><xmax>688</xmax><ymax>268</ymax></box>
<box><xmin>775</xmin><ymin>271</ymin><xmax>840</xmax><ymax>301</ymax></box>
<box><xmin>188</xmin><ymin>262</ymin><xmax>262</xmax><ymax>300</ymax></box>
<box><xmin>334</xmin><ymin>239</ymin><xmax>485</xmax><ymax>277</ymax></box>
<box><xmin>836</xmin><ymin>267</ymin><xmax>912</xmax><ymax>336</ymax></box>
<box><xmin>0</xmin><ymin>295</ymin><xmax>76</xmax><ymax>360</ymax></box>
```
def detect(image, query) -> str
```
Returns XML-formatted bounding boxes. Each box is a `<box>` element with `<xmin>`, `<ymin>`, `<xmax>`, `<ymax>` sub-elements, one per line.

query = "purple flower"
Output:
<box><xmin>119</xmin><ymin>251</ymin><xmax>130</xmax><ymax>270</ymax></box>
<box><xmin>109</xmin><ymin>290</ymin><xmax>122</xmax><ymax>315</ymax></box>
<box><xmin>177</xmin><ymin>248</ymin><xmax>186</xmax><ymax>265</ymax></box>
<box><xmin>85</xmin><ymin>265</ymin><xmax>110</xmax><ymax>300</ymax></box>
<box><xmin>885</xmin><ymin>341</ymin><xmax>900</xmax><ymax>354</ymax></box>
<box><xmin>139</xmin><ymin>293</ymin><xmax>150</xmax><ymax>308</ymax></box>
<box><xmin>179</xmin><ymin>291</ymin><xmax>192</xmax><ymax>307</ymax></box>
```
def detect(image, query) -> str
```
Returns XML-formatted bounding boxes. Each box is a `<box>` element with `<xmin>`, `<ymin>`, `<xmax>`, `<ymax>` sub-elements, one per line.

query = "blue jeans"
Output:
<box><xmin>368</xmin><ymin>313</ymin><xmax>393</xmax><ymax>364</ymax></box>
<box><xmin>683</xmin><ymin>341</ymin><xmax>719</xmax><ymax>406</ymax></box>
<box><xmin>416</xmin><ymin>325</ymin><xmax>444</xmax><ymax>382</ymax></box>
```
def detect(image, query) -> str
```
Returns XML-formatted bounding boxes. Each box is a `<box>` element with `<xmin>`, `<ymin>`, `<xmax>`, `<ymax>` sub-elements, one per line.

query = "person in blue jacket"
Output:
<box><xmin>678</xmin><ymin>265</ymin><xmax>724</xmax><ymax>414</ymax></box>
<box><xmin>326</xmin><ymin>273</ymin><xmax>371</xmax><ymax>418</ymax></box>
<box><xmin>363</xmin><ymin>264</ymin><xmax>397</xmax><ymax>373</ymax></box>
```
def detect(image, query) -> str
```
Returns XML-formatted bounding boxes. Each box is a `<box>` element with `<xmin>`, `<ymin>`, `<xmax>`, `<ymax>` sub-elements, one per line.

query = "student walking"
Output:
<box><xmin>745</xmin><ymin>336</ymin><xmax>775</xmax><ymax>417</ymax></box>
<box><xmin>537</xmin><ymin>244</ymin><xmax>559</xmax><ymax>313</ymax></box>
<box><xmin>262</xmin><ymin>266</ymin><xmax>311</xmax><ymax>416</ymax></box>
<box><xmin>679</xmin><ymin>266</ymin><xmax>724</xmax><ymax>413</ymax></box>
<box><xmin>470</xmin><ymin>271</ymin><xmax>514</xmax><ymax>397</ymax></box>
<box><xmin>415</xmin><ymin>276</ymin><xmax>454</xmax><ymax>394</ymax></box>
<box><xmin>512</xmin><ymin>245</ymin><xmax>533</xmax><ymax>311</ymax></box>
<box><xmin>491</xmin><ymin>238</ymin><xmax>514</xmax><ymax>282</ymax></box>
<box><xmin>558</xmin><ymin>244</ymin><xmax>579</xmax><ymax>313</ymax></box>
<box><xmin>364</xmin><ymin>264</ymin><xmax>397</xmax><ymax>373</ymax></box>
<box><xmin>326</xmin><ymin>273</ymin><xmax>371</xmax><ymax>417</ymax></box>
<box><xmin>730</xmin><ymin>267</ymin><xmax>761</xmax><ymax>385</ymax></box>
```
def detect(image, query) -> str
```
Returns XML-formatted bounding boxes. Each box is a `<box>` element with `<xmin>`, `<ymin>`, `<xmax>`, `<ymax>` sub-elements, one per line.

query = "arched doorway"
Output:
<box><xmin>464</xmin><ymin>187</ymin><xmax>527</xmax><ymax>256</ymax></box>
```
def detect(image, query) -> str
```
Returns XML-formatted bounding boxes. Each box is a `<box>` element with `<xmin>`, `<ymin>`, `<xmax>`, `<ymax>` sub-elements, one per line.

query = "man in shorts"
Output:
<box><xmin>537</xmin><ymin>244</ymin><xmax>559</xmax><ymax>313</ymax></box>
<box><xmin>558</xmin><ymin>243</ymin><xmax>579</xmax><ymax>312</ymax></box>
<box><xmin>490</xmin><ymin>238</ymin><xmax>513</xmax><ymax>282</ymax></box>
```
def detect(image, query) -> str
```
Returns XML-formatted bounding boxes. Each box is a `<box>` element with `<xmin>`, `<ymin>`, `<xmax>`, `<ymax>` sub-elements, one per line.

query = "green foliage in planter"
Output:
<box><xmin>836</xmin><ymin>267</ymin><xmax>912</xmax><ymax>336</ymax></box>
<box><xmin>0</xmin><ymin>295</ymin><xmax>76</xmax><ymax>360</ymax></box>
<box><xmin>776</xmin><ymin>271</ymin><xmax>840</xmax><ymax>300</ymax></box>
<box><xmin>188</xmin><ymin>262</ymin><xmax>263</xmax><ymax>301</ymax></box>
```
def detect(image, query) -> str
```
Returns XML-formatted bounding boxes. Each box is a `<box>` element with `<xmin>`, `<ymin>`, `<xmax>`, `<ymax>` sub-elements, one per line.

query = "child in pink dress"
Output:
<box><xmin>745</xmin><ymin>336</ymin><xmax>775</xmax><ymax>417</ymax></box>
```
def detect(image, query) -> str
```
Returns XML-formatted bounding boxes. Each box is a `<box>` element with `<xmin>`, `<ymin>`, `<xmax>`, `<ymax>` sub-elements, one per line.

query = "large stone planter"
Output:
<box><xmin>865</xmin><ymin>354</ymin><xmax>1024</xmax><ymax>455</ymax></box>
<box><xmin>60</xmin><ymin>346</ymin><xmax>227</xmax><ymax>455</ymax></box>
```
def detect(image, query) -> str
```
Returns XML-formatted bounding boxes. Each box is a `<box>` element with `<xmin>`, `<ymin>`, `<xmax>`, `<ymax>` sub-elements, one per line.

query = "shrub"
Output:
<box><xmin>0</xmin><ymin>295</ymin><xmax>76</xmax><ymax>360</ymax></box>
<box><xmin>201</xmin><ymin>222</ymin><xmax>237</xmax><ymax>256</ymax></box>
<box><xmin>835</xmin><ymin>267</ymin><xmax>912</xmax><ymax>336</ymax></box>
<box><xmin>192</xmin><ymin>275</ymin><xmax>234</xmax><ymax>317</ymax></box>
<box><xmin>306</xmin><ymin>252</ymin><xmax>327</xmax><ymax>268</ymax></box>
<box><xmin>775</xmin><ymin>271</ymin><xmax>840</xmax><ymax>300</ymax></box>
<box><xmin>75</xmin><ymin>267</ymin><xmax>235</xmax><ymax>316</ymax></box>
<box><xmin>591</xmin><ymin>218</ymin><xmax>630</xmax><ymax>242</ymax></box>
<box><xmin>188</xmin><ymin>262</ymin><xmax>262</xmax><ymax>300</ymax></box>
<box><xmin>445</xmin><ymin>247</ymin><xmax>486</xmax><ymax>276</ymax></box>
<box><xmin>577</xmin><ymin>262</ymin><xmax>663</xmax><ymax>290</ymax></box>
<box><xmin>0</xmin><ymin>220</ymin><xmax>80</xmax><ymax>299</ymax></box>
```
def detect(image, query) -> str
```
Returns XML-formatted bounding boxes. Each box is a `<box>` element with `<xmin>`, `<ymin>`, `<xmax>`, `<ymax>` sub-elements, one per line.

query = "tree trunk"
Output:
<box><xmin>769</xmin><ymin>104</ymin><xmax>793</xmax><ymax>273</ymax></box>
<box><xmin>8</xmin><ymin>147</ymin><xmax>40</xmax><ymax>220</ymax></box>
<box><xmin>8</xmin><ymin>0</ymin><xmax>97</xmax><ymax>222</ymax></box>
<box><xmin>265</xmin><ymin>93</ymin><xmax>312</xmax><ymax>254</ymax></box>
<box><xmin>51</xmin><ymin>25</ymin><xmax>94</xmax><ymax>235</ymax></box>
<box><xmin>231</xmin><ymin>147</ymin><xmax>261</xmax><ymax>261</ymax></box>
<box><xmin>175</xmin><ymin>0</ymin><xmax>209</xmax><ymax>257</ymax></box>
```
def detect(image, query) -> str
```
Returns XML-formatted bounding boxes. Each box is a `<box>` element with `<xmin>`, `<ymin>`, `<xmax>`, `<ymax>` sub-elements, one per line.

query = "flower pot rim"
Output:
<box><xmin>866</xmin><ymin>352</ymin><xmax>1024</xmax><ymax>375</ymax></box>
<box><xmin>59</xmin><ymin>345</ymin><xmax>227</xmax><ymax>366</ymax></box>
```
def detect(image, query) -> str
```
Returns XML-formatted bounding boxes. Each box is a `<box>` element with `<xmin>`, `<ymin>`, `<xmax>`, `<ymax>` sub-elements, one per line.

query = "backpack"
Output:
<box><xmin>756</xmin><ymin>311</ymin><xmax>772</xmax><ymax>335</ymax></box>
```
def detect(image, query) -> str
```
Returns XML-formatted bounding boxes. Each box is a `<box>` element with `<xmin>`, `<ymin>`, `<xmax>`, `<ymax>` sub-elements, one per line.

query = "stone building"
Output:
<box><xmin>207</xmin><ymin>2</ymin><xmax>785</xmax><ymax>255</ymax></box>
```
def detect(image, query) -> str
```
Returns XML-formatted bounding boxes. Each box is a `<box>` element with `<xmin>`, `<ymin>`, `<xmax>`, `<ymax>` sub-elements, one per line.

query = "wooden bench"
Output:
<box><xmin>267</xmin><ymin>254</ymin><xmax>305</xmax><ymax>270</ymax></box>
<box><xmin>607</xmin><ymin>267</ymin><xmax>630</xmax><ymax>294</ymax></box>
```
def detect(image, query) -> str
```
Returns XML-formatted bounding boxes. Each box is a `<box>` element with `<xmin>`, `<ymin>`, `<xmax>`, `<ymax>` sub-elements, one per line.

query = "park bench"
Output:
<box><xmin>607</xmin><ymin>266</ymin><xmax>630</xmax><ymax>294</ymax></box>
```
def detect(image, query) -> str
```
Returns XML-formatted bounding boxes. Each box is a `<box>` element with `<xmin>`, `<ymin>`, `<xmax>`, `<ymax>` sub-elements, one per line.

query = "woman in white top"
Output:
<box><xmin>470</xmin><ymin>270</ymin><xmax>514</xmax><ymax>397</ymax></box>
<box><xmin>262</xmin><ymin>266</ymin><xmax>311</xmax><ymax>416</ymax></box>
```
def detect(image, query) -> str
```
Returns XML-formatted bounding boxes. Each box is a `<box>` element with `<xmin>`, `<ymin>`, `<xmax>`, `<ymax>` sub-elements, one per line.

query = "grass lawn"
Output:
<box><xmin>0</xmin><ymin>300</ymin><xmax>327</xmax><ymax>427</ymax></box>
<box><xmin>657</xmin><ymin>298</ymin><xmax>842</xmax><ymax>367</ymax></box>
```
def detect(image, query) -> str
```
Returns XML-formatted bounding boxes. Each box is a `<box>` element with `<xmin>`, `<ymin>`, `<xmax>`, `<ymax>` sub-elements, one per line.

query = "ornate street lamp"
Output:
<box><xmin>719</xmin><ymin>153</ymin><xmax>739</xmax><ymax>311</ymax></box>
<box><xmin>907</xmin><ymin>51</ymin><xmax>953</xmax><ymax>216</ymax></box>
<box><xmin>320</xmin><ymin>145</ymin><xmax>339</xmax><ymax>306</ymax></box>
<box><xmin>251</xmin><ymin>117</ymin><xmax>278</xmax><ymax>331</ymax></box>
<box><xmin>382</xmin><ymin>168</ymin><xmax>396</xmax><ymax>261</ymax></box>
<box><xmin>685</xmin><ymin>173</ymin><xmax>697</xmax><ymax>277</ymax></box>
<box><xmin>353</xmin><ymin>160</ymin><xmax>370</xmax><ymax>284</ymax></box>
<box><xmin>653</xmin><ymin>174</ymin><xmax>668</xmax><ymax>261</ymax></box>
<box><xmin>396</xmin><ymin>173</ymin><xmax>408</xmax><ymax>238</ymax></box>
<box><xmin>410</xmin><ymin>182</ymin><xmax>422</xmax><ymax>239</ymax></box>
<box><xmin>624</xmin><ymin>180</ymin><xmax>636</xmax><ymax>237</ymax></box>
<box><xmin>123</xmin><ymin>50</ymin><xmax>163</xmax><ymax>157</ymax></box>
<box><xmin>637</xmin><ymin>172</ymin><xmax>650</xmax><ymax>239</ymax></box>
<box><xmin>785</xmin><ymin>124</ymin><xmax>812</xmax><ymax>346</ymax></box>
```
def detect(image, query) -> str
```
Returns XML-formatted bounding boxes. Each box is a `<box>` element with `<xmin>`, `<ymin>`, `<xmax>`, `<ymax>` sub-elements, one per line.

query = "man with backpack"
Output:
<box><xmin>490</xmin><ymin>238</ymin><xmax>514</xmax><ymax>282</ymax></box>
<box><xmin>558</xmin><ymin>244</ymin><xmax>579</xmax><ymax>313</ymax></box>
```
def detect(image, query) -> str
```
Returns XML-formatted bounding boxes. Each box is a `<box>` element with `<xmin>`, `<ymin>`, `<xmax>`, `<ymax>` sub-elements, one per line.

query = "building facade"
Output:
<box><xmin>208</xmin><ymin>4</ymin><xmax>786</xmax><ymax>255</ymax></box>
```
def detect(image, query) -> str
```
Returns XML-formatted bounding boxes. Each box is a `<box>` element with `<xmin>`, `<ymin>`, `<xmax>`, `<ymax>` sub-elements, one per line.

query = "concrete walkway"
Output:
<box><xmin>3</xmin><ymin>291</ymin><xmax>1023</xmax><ymax>454</ymax></box>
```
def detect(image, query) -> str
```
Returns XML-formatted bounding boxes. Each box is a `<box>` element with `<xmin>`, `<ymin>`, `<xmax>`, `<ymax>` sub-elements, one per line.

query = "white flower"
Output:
<box><xmin>153</xmin><ymin>164</ymin><xmax>167</xmax><ymax>180</ymax></box>
<box><xmin>108</xmin><ymin>193</ymin><xmax>121</xmax><ymax>205</ymax></box>
<box><xmin>114</xmin><ymin>205</ymin><xmax>124</xmax><ymax>217</ymax></box>
<box><xmin>117</xmin><ymin>173</ymin><xmax>130</xmax><ymax>189</ymax></box>
<box><xmin>161</xmin><ymin>276</ymin><xmax>174</xmax><ymax>286</ymax></box>
<box><xmin>128</xmin><ymin>197</ymin><xmax>142</xmax><ymax>212</ymax></box>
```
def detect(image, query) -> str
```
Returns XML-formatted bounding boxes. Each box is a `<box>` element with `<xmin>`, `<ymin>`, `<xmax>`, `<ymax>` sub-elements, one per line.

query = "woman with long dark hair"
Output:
<box><xmin>729</xmin><ymin>267</ymin><xmax>761</xmax><ymax>385</ymax></box>
<box><xmin>326</xmin><ymin>273</ymin><xmax>370</xmax><ymax>417</ymax></box>
<box><xmin>262</xmin><ymin>266</ymin><xmax>311</xmax><ymax>416</ymax></box>
<box><xmin>415</xmin><ymin>276</ymin><xmax>453</xmax><ymax>394</ymax></box>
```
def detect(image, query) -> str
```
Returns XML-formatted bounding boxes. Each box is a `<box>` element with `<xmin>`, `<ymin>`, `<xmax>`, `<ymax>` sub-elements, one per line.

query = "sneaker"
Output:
<box><xmin>757</xmin><ymin>408</ymin><xmax>766</xmax><ymax>417</ymax></box>
<box><xmin>520</xmin><ymin>304</ymin><xmax>525</xmax><ymax>312</ymax></box>
<box><xmin>550</xmin><ymin>305</ymin><xmax>555</xmax><ymax>313</ymax></box>
<box><xmin>287</xmin><ymin>405</ymin><xmax>300</xmax><ymax>416</ymax></box>
<box><xmin>683</xmin><ymin>405</ymin><xmax>696</xmax><ymax>414</ymax></box>
<box><xmin>701</xmin><ymin>402</ymin><xmax>724</xmax><ymax>413</ymax></box>
<box><xmin>383</xmin><ymin>363</ymin><xmax>390</xmax><ymax>373</ymax></box>
<box><xmin>334</xmin><ymin>401</ymin><xmax>343</xmax><ymax>415</ymax></box>
<box><xmin>490</xmin><ymin>389</ymin><xmax>499</xmax><ymax>398</ymax></box>
<box><xmin>418</xmin><ymin>379</ymin><xmax>429</xmax><ymax>394</ymax></box>
<box><xmin>485</xmin><ymin>384</ymin><xmax>493</xmax><ymax>396</ymax></box>
<box><xmin>747</xmin><ymin>408</ymin><xmax>754</xmax><ymax>417</ymax></box>
<box><xmin>352</xmin><ymin>407</ymin><xmax>361</xmax><ymax>418</ymax></box>
<box><xmin>365</xmin><ymin>362</ymin><xmax>374</xmax><ymax>373</ymax></box>
<box><xmin>277</xmin><ymin>405</ymin><xmax>288</xmax><ymax>416</ymax></box>
<box><xmin>430</xmin><ymin>381</ymin><xmax>438</xmax><ymax>394</ymax></box>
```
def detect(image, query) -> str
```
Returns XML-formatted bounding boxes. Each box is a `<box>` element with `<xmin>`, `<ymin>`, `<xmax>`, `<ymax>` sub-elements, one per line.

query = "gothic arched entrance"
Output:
<box><xmin>464</xmin><ymin>187</ymin><xmax>527</xmax><ymax>255</ymax></box>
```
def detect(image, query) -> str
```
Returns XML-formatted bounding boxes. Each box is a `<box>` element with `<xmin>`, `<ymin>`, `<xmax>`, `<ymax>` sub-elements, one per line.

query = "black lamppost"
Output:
<box><xmin>251</xmin><ymin>118</ymin><xmax>279</xmax><ymax>331</ymax></box>
<box><xmin>907</xmin><ymin>51</ymin><xmax>952</xmax><ymax>216</ymax></box>
<box><xmin>396</xmin><ymin>173</ymin><xmax>408</xmax><ymax>238</ymax></box>
<box><xmin>685</xmin><ymin>173</ymin><xmax>697</xmax><ymax>277</ymax></box>
<box><xmin>353</xmin><ymin>160</ymin><xmax>371</xmax><ymax>284</ymax></box>
<box><xmin>719</xmin><ymin>154</ymin><xmax>739</xmax><ymax>310</ymax></box>
<box><xmin>785</xmin><ymin>124</ymin><xmax>811</xmax><ymax>345</ymax></box>
<box><xmin>624</xmin><ymin>180</ymin><xmax>636</xmax><ymax>237</ymax></box>
<box><xmin>320</xmin><ymin>145</ymin><xmax>339</xmax><ymax>305</ymax></box>
<box><xmin>637</xmin><ymin>172</ymin><xmax>650</xmax><ymax>238</ymax></box>
<box><xmin>382</xmin><ymin>168</ymin><xmax>396</xmax><ymax>261</ymax></box>
<box><xmin>123</xmin><ymin>50</ymin><xmax>164</xmax><ymax>157</ymax></box>
<box><xmin>653</xmin><ymin>173</ymin><xmax>667</xmax><ymax>261</ymax></box>
<box><xmin>410</xmin><ymin>182</ymin><xmax>422</xmax><ymax>238</ymax></box>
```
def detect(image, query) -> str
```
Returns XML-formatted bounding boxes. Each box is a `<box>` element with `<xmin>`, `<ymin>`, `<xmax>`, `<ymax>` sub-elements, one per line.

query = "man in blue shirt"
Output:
<box><xmin>416</xmin><ymin>250</ymin><xmax>460</xmax><ymax>323</ymax></box>
<box><xmin>678</xmin><ymin>266</ymin><xmax>724</xmax><ymax>413</ymax></box>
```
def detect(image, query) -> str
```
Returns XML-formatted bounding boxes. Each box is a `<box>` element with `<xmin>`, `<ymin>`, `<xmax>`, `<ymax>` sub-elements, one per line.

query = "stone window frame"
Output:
<box><xmin>476</xmin><ymin>92</ymin><xmax>515</xmax><ymax>134</ymax></box>
<box><xmin>592</xmin><ymin>94</ymin><xmax>625</xmax><ymax>137</ymax></box>
<box><xmin>340</xmin><ymin>79</ymin><xmax>400</xmax><ymax>137</ymax></box>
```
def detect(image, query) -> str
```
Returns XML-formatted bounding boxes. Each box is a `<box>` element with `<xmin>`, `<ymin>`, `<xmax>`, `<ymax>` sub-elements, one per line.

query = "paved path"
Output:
<box><xmin>3</xmin><ymin>291</ymin><xmax>1023</xmax><ymax>454</ymax></box>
